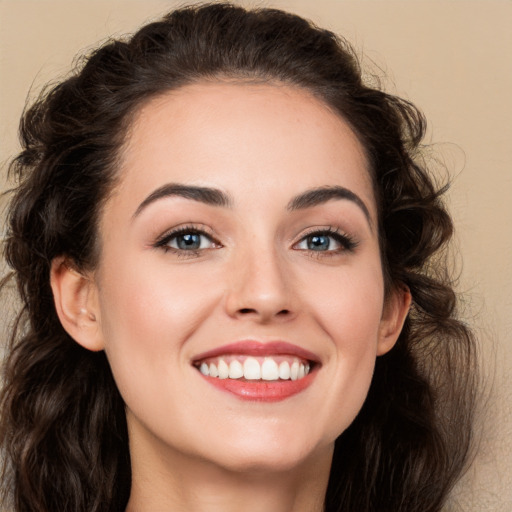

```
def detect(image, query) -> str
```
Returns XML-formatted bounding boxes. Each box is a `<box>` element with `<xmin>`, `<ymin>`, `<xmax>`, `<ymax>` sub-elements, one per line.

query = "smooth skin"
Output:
<box><xmin>51</xmin><ymin>82</ymin><xmax>410</xmax><ymax>512</ymax></box>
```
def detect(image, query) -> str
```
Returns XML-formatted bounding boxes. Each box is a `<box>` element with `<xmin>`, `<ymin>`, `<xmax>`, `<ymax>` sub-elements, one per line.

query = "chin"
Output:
<box><xmin>201</xmin><ymin>432</ymin><xmax>332</xmax><ymax>475</ymax></box>
<box><xmin>212</xmin><ymin>453</ymin><xmax>315</xmax><ymax>475</ymax></box>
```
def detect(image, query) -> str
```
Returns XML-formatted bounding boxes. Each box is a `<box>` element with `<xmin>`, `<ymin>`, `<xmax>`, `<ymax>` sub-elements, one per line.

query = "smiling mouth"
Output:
<box><xmin>194</xmin><ymin>355</ymin><xmax>313</xmax><ymax>382</ymax></box>
<box><xmin>192</xmin><ymin>340</ymin><xmax>319</xmax><ymax>401</ymax></box>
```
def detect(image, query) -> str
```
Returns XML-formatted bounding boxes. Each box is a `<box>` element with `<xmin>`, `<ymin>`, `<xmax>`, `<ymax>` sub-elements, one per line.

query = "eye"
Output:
<box><xmin>154</xmin><ymin>226</ymin><xmax>220</xmax><ymax>255</ymax></box>
<box><xmin>294</xmin><ymin>228</ymin><xmax>357</xmax><ymax>253</ymax></box>
<box><xmin>168</xmin><ymin>232</ymin><xmax>213</xmax><ymax>250</ymax></box>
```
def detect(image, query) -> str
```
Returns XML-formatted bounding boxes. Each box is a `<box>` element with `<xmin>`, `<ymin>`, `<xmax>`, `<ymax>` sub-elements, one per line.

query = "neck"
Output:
<box><xmin>125</xmin><ymin>431</ymin><xmax>332</xmax><ymax>512</ymax></box>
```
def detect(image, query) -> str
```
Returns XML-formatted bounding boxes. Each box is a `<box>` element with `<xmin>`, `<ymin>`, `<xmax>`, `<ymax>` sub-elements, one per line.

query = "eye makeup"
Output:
<box><xmin>153</xmin><ymin>224</ymin><xmax>221</xmax><ymax>258</ymax></box>
<box><xmin>293</xmin><ymin>226</ymin><xmax>358</xmax><ymax>256</ymax></box>
<box><xmin>152</xmin><ymin>222</ymin><xmax>358</xmax><ymax>262</ymax></box>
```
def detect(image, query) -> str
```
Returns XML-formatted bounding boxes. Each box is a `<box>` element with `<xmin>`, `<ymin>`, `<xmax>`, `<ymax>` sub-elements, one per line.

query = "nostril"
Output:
<box><xmin>237</xmin><ymin>308</ymin><xmax>290</xmax><ymax>317</ymax></box>
<box><xmin>239</xmin><ymin>308</ymin><xmax>257</xmax><ymax>314</ymax></box>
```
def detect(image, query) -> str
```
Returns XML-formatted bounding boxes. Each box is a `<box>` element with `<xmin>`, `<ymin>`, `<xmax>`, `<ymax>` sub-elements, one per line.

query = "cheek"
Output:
<box><xmin>99</xmin><ymin>246</ymin><xmax>217</xmax><ymax>326</ymax></box>
<box><xmin>94</xmin><ymin>259</ymin><xmax>227</xmax><ymax>454</ymax></box>
<box><xmin>300</xmin><ymin>262</ymin><xmax>385</xmax><ymax>435</ymax></box>
<box><xmin>306</xmin><ymin>260</ymin><xmax>385</xmax><ymax>344</ymax></box>
<box><xmin>95</xmin><ymin>255</ymin><xmax>221</xmax><ymax>389</ymax></box>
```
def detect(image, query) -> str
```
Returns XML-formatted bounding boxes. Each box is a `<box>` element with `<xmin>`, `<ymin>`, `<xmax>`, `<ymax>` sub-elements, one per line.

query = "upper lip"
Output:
<box><xmin>192</xmin><ymin>340</ymin><xmax>321</xmax><ymax>364</ymax></box>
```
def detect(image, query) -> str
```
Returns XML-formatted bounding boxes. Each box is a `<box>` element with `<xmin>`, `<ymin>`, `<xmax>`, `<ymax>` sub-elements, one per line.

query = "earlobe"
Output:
<box><xmin>50</xmin><ymin>257</ymin><xmax>104</xmax><ymax>352</ymax></box>
<box><xmin>377</xmin><ymin>285</ymin><xmax>412</xmax><ymax>356</ymax></box>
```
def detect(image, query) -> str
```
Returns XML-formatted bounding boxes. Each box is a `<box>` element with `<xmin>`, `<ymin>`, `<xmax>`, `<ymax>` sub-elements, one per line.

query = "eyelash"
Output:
<box><xmin>293</xmin><ymin>227</ymin><xmax>358</xmax><ymax>256</ymax></box>
<box><xmin>153</xmin><ymin>225</ymin><xmax>220</xmax><ymax>258</ymax></box>
<box><xmin>153</xmin><ymin>225</ymin><xmax>358</xmax><ymax>258</ymax></box>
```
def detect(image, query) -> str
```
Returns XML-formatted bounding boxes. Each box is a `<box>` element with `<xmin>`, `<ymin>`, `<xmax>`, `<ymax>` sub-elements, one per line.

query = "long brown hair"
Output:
<box><xmin>1</xmin><ymin>4</ymin><xmax>476</xmax><ymax>511</ymax></box>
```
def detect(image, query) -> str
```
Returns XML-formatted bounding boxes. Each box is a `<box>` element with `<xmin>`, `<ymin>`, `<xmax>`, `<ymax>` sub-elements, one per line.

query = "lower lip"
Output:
<box><xmin>199</xmin><ymin>371</ymin><xmax>316</xmax><ymax>402</ymax></box>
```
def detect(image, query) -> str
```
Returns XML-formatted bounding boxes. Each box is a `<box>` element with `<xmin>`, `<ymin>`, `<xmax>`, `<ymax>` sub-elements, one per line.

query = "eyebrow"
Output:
<box><xmin>287</xmin><ymin>186</ymin><xmax>372</xmax><ymax>228</ymax></box>
<box><xmin>133</xmin><ymin>183</ymin><xmax>233</xmax><ymax>218</ymax></box>
<box><xmin>133</xmin><ymin>183</ymin><xmax>372</xmax><ymax>228</ymax></box>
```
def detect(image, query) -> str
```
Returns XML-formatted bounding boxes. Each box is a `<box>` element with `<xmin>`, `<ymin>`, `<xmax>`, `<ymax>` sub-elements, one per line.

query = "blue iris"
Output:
<box><xmin>176</xmin><ymin>233</ymin><xmax>201</xmax><ymax>250</ymax></box>
<box><xmin>308</xmin><ymin>235</ymin><xmax>330</xmax><ymax>251</ymax></box>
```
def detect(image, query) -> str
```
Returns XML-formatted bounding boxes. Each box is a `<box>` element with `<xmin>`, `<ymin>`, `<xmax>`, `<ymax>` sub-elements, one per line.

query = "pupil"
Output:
<box><xmin>309</xmin><ymin>235</ymin><xmax>329</xmax><ymax>251</ymax></box>
<box><xmin>178</xmin><ymin>233</ymin><xmax>200</xmax><ymax>250</ymax></box>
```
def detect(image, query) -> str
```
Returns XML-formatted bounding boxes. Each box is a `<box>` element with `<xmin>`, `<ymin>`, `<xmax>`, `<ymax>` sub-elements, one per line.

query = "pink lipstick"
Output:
<box><xmin>193</xmin><ymin>340</ymin><xmax>319</xmax><ymax>402</ymax></box>
<box><xmin>193</xmin><ymin>340</ymin><xmax>320</xmax><ymax>362</ymax></box>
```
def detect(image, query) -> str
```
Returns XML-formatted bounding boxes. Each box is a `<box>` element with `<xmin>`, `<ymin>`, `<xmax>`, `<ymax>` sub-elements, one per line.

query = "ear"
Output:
<box><xmin>50</xmin><ymin>257</ymin><xmax>104</xmax><ymax>352</ymax></box>
<box><xmin>377</xmin><ymin>285</ymin><xmax>411</xmax><ymax>356</ymax></box>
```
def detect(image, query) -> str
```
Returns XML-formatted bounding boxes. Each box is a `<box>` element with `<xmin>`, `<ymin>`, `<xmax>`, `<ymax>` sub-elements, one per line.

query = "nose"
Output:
<box><xmin>224</xmin><ymin>245</ymin><xmax>296</xmax><ymax>324</ymax></box>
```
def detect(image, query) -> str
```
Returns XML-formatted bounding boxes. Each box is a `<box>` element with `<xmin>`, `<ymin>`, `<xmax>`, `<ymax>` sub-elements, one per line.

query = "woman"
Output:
<box><xmin>0</xmin><ymin>3</ymin><xmax>476</xmax><ymax>511</ymax></box>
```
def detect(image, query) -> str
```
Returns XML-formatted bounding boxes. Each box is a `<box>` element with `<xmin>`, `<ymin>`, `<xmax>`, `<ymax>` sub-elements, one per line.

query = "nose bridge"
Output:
<box><xmin>225</xmin><ymin>235</ymin><xmax>294</xmax><ymax>321</ymax></box>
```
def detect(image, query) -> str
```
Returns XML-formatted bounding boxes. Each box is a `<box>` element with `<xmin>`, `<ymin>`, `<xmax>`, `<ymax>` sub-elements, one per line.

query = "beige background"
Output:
<box><xmin>1</xmin><ymin>1</ymin><xmax>511</xmax><ymax>510</ymax></box>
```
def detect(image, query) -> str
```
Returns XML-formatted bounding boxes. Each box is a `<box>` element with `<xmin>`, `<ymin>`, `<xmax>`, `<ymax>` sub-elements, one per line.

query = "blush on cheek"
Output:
<box><xmin>319</xmin><ymin>295</ymin><xmax>383</xmax><ymax>348</ymax></box>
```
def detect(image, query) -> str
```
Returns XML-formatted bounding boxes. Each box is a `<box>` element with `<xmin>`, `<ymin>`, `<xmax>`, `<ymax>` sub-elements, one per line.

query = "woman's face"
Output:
<box><xmin>83</xmin><ymin>82</ymin><xmax>407</xmax><ymax>473</ymax></box>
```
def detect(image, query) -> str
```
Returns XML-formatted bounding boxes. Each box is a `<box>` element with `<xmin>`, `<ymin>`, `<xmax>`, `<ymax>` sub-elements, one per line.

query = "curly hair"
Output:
<box><xmin>0</xmin><ymin>3</ymin><xmax>476</xmax><ymax>511</ymax></box>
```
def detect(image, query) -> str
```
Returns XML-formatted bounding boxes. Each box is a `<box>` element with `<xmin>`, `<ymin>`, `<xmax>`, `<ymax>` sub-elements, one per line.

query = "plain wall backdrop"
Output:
<box><xmin>1</xmin><ymin>1</ymin><xmax>511</xmax><ymax>510</ymax></box>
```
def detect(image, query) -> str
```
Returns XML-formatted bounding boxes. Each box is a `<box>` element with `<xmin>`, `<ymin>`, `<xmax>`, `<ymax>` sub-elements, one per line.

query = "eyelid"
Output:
<box><xmin>292</xmin><ymin>226</ymin><xmax>358</xmax><ymax>253</ymax></box>
<box><xmin>153</xmin><ymin>224</ymin><xmax>222</xmax><ymax>253</ymax></box>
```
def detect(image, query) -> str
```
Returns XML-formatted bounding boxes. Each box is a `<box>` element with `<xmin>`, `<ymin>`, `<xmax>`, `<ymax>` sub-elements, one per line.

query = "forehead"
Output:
<box><xmin>114</xmin><ymin>81</ymin><xmax>375</xmax><ymax>217</ymax></box>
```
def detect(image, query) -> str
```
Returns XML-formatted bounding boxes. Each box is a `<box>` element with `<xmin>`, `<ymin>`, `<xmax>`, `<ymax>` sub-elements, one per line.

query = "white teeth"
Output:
<box><xmin>290</xmin><ymin>361</ymin><xmax>299</xmax><ymax>381</ymax></box>
<box><xmin>261</xmin><ymin>358</ymin><xmax>279</xmax><ymax>381</ymax></box>
<box><xmin>198</xmin><ymin>356</ymin><xmax>313</xmax><ymax>381</ymax></box>
<box><xmin>229</xmin><ymin>360</ymin><xmax>244</xmax><ymax>379</ymax></box>
<box><xmin>217</xmin><ymin>359</ymin><xmax>229</xmax><ymax>379</ymax></box>
<box><xmin>209</xmin><ymin>362</ymin><xmax>219</xmax><ymax>378</ymax></box>
<box><xmin>278</xmin><ymin>361</ymin><xmax>291</xmax><ymax>380</ymax></box>
<box><xmin>243</xmin><ymin>357</ymin><xmax>261</xmax><ymax>380</ymax></box>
